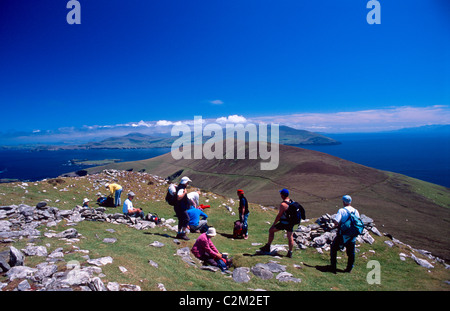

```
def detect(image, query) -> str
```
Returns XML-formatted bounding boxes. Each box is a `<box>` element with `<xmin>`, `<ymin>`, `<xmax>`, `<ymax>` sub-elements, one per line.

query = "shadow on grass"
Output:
<box><xmin>303</xmin><ymin>263</ymin><xmax>345</xmax><ymax>274</ymax></box>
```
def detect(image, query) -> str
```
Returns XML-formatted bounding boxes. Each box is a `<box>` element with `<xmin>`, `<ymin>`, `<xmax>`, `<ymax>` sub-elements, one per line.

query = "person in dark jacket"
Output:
<box><xmin>237</xmin><ymin>189</ymin><xmax>249</xmax><ymax>239</ymax></box>
<box><xmin>175</xmin><ymin>176</ymin><xmax>192</xmax><ymax>240</ymax></box>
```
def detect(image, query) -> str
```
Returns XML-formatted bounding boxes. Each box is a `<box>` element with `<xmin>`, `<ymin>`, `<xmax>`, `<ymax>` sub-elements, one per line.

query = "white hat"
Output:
<box><xmin>83</xmin><ymin>198</ymin><xmax>90</xmax><ymax>203</ymax></box>
<box><xmin>206</xmin><ymin>227</ymin><xmax>217</xmax><ymax>237</ymax></box>
<box><xmin>128</xmin><ymin>191</ymin><xmax>135</xmax><ymax>197</ymax></box>
<box><xmin>105</xmin><ymin>183</ymin><xmax>110</xmax><ymax>188</ymax></box>
<box><xmin>180</xmin><ymin>176</ymin><xmax>192</xmax><ymax>185</ymax></box>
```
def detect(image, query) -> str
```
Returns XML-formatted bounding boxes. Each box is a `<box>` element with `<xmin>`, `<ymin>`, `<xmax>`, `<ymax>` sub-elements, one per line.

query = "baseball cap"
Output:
<box><xmin>279</xmin><ymin>188</ymin><xmax>289</xmax><ymax>196</ymax></box>
<box><xmin>342</xmin><ymin>195</ymin><xmax>352</xmax><ymax>204</ymax></box>
<box><xmin>180</xmin><ymin>176</ymin><xmax>192</xmax><ymax>185</ymax></box>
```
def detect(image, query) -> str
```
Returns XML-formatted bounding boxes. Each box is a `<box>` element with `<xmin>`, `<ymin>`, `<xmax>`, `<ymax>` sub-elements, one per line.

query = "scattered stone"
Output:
<box><xmin>251</xmin><ymin>264</ymin><xmax>274</xmax><ymax>280</ymax></box>
<box><xmin>103</xmin><ymin>238</ymin><xmax>117</xmax><ymax>244</ymax></box>
<box><xmin>276</xmin><ymin>272</ymin><xmax>301</xmax><ymax>283</ymax></box>
<box><xmin>157</xmin><ymin>283</ymin><xmax>167</xmax><ymax>291</ymax></box>
<box><xmin>233</xmin><ymin>267</ymin><xmax>251</xmax><ymax>283</ymax></box>
<box><xmin>148</xmin><ymin>260</ymin><xmax>159</xmax><ymax>268</ymax></box>
<box><xmin>9</xmin><ymin>246</ymin><xmax>25</xmax><ymax>267</ymax></box>
<box><xmin>87</xmin><ymin>256</ymin><xmax>113</xmax><ymax>267</ymax></box>
<box><xmin>149</xmin><ymin>241</ymin><xmax>165</xmax><ymax>248</ymax></box>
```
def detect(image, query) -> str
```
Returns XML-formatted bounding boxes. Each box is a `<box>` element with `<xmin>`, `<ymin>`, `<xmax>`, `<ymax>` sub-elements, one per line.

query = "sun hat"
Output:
<box><xmin>180</xmin><ymin>176</ymin><xmax>192</xmax><ymax>185</ymax></box>
<box><xmin>83</xmin><ymin>198</ymin><xmax>89</xmax><ymax>203</ymax></box>
<box><xmin>128</xmin><ymin>191</ymin><xmax>135</xmax><ymax>197</ymax></box>
<box><xmin>342</xmin><ymin>195</ymin><xmax>352</xmax><ymax>204</ymax></box>
<box><xmin>206</xmin><ymin>227</ymin><xmax>217</xmax><ymax>237</ymax></box>
<box><xmin>279</xmin><ymin>188</ymin><xmax>289</xmax><ymax>196</ymax></box>
<box><xmin>105</xmin><ymin>184</ymin><xmax>110</xmax><ymax>188</ymax></box>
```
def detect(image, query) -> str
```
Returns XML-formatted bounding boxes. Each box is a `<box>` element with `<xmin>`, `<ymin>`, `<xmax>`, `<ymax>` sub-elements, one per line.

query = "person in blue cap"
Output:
<box><xmin>259</xmin><ymin>188</ymin><xmax>295</xmax><ymax>258</ymax></box>
<box><xmin>329</xmin><ymin>194</ymin><xmax>360</xmax><ymax>273</ymax></box>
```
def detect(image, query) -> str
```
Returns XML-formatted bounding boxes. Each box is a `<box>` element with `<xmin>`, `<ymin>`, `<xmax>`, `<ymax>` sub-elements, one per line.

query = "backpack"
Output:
<box><xmin>233</xmin><ymin>220</ymin><xmax>244</xmax><ymax>238</ymax></box>
<box><xmin>285</xmin><ymin>200</ymin><xmax>306</xmax><ymax>226</ymax></box>
<box><xmin>165</xmin><ymin>184</ymin><xmax>178</xmax><ymax>206</ymax></box>
<box><xmin>339</xmin><ymin>208</ymin><xmax>365</xmax><ymax>238</ymax></box>
<box><xmin>147</xmin><ymin>213</ymin><xmax>161</xmax><ymax>224</ymax></box>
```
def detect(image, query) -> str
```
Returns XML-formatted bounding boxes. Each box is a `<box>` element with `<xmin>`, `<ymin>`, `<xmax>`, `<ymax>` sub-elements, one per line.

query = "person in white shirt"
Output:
<box><xmin>123</xmin><ymin>191</ymin><xmax>144</xmax><ymax>219</ymax></box>
<box><xmin>329</xmin><ymin>195</ymin><xmax>360</xmax><ymax>273</ymax></box>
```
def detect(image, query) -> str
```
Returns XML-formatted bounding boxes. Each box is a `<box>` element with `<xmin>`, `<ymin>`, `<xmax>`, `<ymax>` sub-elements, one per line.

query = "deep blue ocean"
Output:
<box><xmin>0</xmin><ymin>148</ymin><xmax>171</xmax><ymax>182</ymax></box>
<box><xmin>296</xmin><ymin>132</ymin><xmax>450</xmax><ymax>188</ymax></box>
<box><xmin>0</xmin><ymin>132</ymin><xmax>449</xmax><ymax>187</ymax></box>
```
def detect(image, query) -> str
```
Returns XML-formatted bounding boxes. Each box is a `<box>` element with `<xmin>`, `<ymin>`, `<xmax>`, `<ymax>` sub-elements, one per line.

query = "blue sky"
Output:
<box><xmin>0</xmin><ymin>0</ymin><xmax>449</xmax><ymax>140</ymax></box>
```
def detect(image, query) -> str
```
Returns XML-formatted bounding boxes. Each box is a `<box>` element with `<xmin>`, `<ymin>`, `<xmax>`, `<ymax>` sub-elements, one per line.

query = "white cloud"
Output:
<box><xmin>209</xmin><ymin>99</ymin><xmax>224</xmax><ymax>105</ymax></box>
<box><xmin>216</xmin><ymin>115</ymin><xmax>248</xmax><ymax>124</ymax></box>
<box><xmin>252</xmin><ymin>106</ymin><xmax>450</xmax><ymax>133</ymax></box>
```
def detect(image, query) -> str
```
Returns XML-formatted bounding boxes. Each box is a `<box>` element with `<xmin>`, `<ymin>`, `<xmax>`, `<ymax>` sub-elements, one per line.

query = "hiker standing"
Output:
<box><xmin>105</xmin><ymin>183</ymin><xmax>123</xmax><ymax>207</ymax></box>
<box><xmin>329</xmin><ymin>195</ymin><xmax>360</xmax><ymax>273</ymax></box>
<box><xmin>237</xmin><ymin>189</ymin><xmax>249</xmax><ymax>240</ymax></box>
<box><xmin>175</xmin><ymin>176</ymin><xmax>192</xmax><ymax>240</ymax></box>
<box><xmin>260</xmin><ymin>188</ymin><xmax>295</xmax><ymax>258</ymax></box>
<box><xmin>123</xmin><ymin>191</ymin><xmax>145</xmax><ymax>219</ymax></box>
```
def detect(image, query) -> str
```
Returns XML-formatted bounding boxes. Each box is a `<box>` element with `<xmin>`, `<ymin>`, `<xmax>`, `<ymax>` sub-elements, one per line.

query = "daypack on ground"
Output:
<box><xmin>97</xmin><ymin>196</ymin><xmax>115</xmax><ymax>207</ymax></box>
<box><xmin>286</xmin><ymin>200</ymin><xmax>306</xmax><ymax>225</ymax></box>
<box><xmin>165</xmin><ymin>184</ymin><xmax>178</xmax><ymax>206</ymax></box>
<box><xmin>339</xmin><ymin>209</ymin><xmax>365</xmax><ymax>238</ymax></box>
<box><xmin>233</xmin><ymin>220</ymin><xmax>244</xmax><ymax>238</ymax></box>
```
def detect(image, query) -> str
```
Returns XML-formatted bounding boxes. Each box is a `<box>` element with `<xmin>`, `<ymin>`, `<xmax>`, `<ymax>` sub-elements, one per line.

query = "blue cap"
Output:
<box><xmin>342</xmin><ymin>195</ymin><xmax>352</xmax><ymax>204</ymax></box>
<box><xmin>280</xmin><ymin>188</ymin><xmax>289</xmax><ymax>196</ymax></box>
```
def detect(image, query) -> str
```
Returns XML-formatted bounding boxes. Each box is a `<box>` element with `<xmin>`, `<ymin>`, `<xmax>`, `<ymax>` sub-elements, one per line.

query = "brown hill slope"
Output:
<box><xmin>85</xmin><ymin>144</ymin><xmax>450</xmax><ymax>260</ymax></box>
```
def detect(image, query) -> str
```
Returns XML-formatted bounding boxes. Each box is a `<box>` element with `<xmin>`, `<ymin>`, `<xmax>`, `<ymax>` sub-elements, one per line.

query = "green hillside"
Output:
<box><xmin>84</xmin><ymin>144</ymin><xmax>450</xmax><ymax>261</ymax></box>
<box><xmin>0</xmin><ymin>171</ymin><xmax>449</xmax><ymax>291</ymax></box>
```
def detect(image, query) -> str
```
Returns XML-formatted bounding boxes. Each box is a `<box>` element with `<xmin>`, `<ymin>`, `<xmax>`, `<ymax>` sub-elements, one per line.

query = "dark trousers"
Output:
<box><xmin>330</xmin><ymin>234</ymin><xmax>356</xmax><ymax>271</ymax></box>
<box><xmin>174</xmin><ymin>206</ymin><xmax>190</xmax><ymax>231</ymax></box>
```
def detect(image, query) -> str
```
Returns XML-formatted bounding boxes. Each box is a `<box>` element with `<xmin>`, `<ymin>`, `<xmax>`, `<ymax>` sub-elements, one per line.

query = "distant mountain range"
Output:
<box><xmin>2</xmin><ymin>126</ymin><xmax>340</xmax><ymax>150</ymax></box>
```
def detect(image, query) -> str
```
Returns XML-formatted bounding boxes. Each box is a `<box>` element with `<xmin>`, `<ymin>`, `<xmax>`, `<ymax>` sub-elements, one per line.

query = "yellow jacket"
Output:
<box><xmin>107</xmin><ymin>183</ymin><xmax>122</xmax><ymax>196</ymax></box>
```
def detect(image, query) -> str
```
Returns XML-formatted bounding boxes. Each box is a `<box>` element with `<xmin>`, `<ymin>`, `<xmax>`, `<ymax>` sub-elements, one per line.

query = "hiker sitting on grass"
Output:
<box><xmin>187</xmin><ymin>206</ymin><xmax>209</xmax><ymax>233</ymax></box>
<box><xmin>191</xmin><ymin>227</ymin><xmax>231</xmax><ymax>271</ymax></box>
<box><xmin>123</xmin><ymin>191</ymin><xmax>145</xmax><ymax>219</ymax></box>
<box><xmin>82</xmin><ymin>198</ymin><xmax>90</xmax><ymax>208</ymax></box>
<box><xmin>259</xmin><ymin>188</ymin><xmax>295</xmax><ymax>258</ymax></box>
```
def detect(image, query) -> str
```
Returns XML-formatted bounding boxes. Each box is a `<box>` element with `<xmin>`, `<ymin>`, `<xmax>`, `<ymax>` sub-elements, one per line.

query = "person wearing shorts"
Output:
<box><xmin>259</xmin><ymin>188</ymin><xmax>295</xmax><ymax>258</ymax></box>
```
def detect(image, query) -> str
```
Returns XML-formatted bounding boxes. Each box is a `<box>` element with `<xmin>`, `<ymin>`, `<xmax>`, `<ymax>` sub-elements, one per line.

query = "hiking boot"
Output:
<box><xmin>180</xmin><ymin>234</ymin><xmax>190</xmax><ymax>241</ymax></box>
<box><xmin>286</xmin><ymin>250</ymin><xmax>293</xmax><ymax>258</ymax></box>
<box><xmin>259</xmin><ymin>244</ymin><xmax>271</xmax><ymax>253</ymax></box>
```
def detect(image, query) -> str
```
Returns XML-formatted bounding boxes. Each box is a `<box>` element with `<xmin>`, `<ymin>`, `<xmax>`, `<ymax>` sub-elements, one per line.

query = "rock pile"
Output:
<box><xmin>292</xmin><ymin>213</ymin><xmax>380</xmax><ymax>252</ymax></box>
<box><xmin>0</xmin><ymin>201</ymin><xmax>173</xmax><ymax>291</ymax></box>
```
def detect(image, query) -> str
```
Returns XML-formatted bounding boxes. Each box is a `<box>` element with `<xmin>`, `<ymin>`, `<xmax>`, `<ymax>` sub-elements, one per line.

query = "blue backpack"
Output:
<box><xmin>339</xmin><ymin>209</ymin><xmax>365</xmax><ymax>240</ymax></box>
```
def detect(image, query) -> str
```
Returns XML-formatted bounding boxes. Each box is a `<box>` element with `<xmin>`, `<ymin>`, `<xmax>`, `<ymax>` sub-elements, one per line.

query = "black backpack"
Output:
<box><xmin>165</xmin><ymin>184</ymin><xmax>178</xmax><ymax>206</ymax></box>
<box><xmin>285</xmin><ymin>200</ymin><xmax>306</xmax><ymax>225</ymax></box>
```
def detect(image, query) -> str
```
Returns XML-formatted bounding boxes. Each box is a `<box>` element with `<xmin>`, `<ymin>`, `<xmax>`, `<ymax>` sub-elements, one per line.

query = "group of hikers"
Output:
<box><xmin>168</xmin><ymin>176</ymin><xmax>362</xmax><ymax>274</ymax></box>
<box><xmin>83</xmin><ymin>176</ymin><xmax>362</xmax><ymax>274</ymax></box>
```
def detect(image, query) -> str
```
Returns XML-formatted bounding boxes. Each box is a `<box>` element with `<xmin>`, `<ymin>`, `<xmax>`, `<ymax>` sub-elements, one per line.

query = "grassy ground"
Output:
<box><xmin>0</xmin><ymin>171</ymin><xmax>449</xmax><ymax>291</ymax></box>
